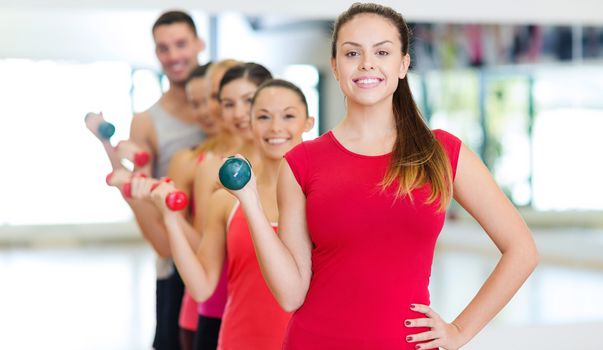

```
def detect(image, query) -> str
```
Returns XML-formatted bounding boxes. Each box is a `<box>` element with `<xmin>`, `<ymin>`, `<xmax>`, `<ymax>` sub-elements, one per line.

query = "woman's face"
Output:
<box><xmin>331</xmin><ymin>13</ymin><xmax>409</xmax><ymax>107</ymax></box>
<box><xmin>251</xmin><ymin>87</ymin><xmax>314</xmax><ymax>160</ymax></box>
<box><xmin>186</xmin><ymin>77</ymin><xmax>219</xmax><ymax>136</ymax></box>
<box><xmin>219</xmin><ymin>78</ymin><xmax>258</xmax><ymax>140</ymax></box>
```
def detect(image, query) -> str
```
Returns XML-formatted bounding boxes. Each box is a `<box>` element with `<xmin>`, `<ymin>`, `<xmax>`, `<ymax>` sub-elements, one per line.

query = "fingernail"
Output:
<box><xmin>105</xmin><ymin>172</ymin><xmax>114</xmax><ymax>186</ymax></box>
<box><xmin>406</xmin><ymin>336</ymin><xmax>412</xmax><ymax>342</ymax></box>
<box><xmin>405</xmin><ymin>320</ymin><xmax>411</xmax><ymax>326</ymax></box>
<box><xmin>410</xmin><ymin>304</ymin><xmax>416</xmax><ymax>309</ymax></box>
<box><xmin>415</xmin><ymin>345</ymin><xmax>421</xmax><ymax>349</ymax></box>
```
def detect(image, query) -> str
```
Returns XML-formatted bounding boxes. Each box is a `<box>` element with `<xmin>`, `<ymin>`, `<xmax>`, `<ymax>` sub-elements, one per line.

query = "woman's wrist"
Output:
<box><xmin>450</xmin><ymin>320</ymin><xmax>471</xmax><ymax>347</ymax></box>
<box><xmin>163</xmin><ymin>211</ymin><xmax>179</xmax><ymax>228</ymax></box>
<box><xmin>238</xmin><ymin>186</ymin><xmax>261</xmax><ymax>208</ymax></box>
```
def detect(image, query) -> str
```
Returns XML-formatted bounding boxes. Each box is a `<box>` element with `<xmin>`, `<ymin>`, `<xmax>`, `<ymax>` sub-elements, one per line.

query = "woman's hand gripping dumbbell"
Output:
<box><xmin>85</xmin><ymin>112</ymin><xmax>149</xmax><ymax>170</ymax></box>
<box><xmin>106</xmin><ymin>170</ymin><xmax>188</xmax><ymax>211</ymax></box>
<box><xmin>85</xmin><ymin>112</ymin><xmax>115</xmax><ymax>140</ymax></box>
<box><xmin>115</xmin><ymin>140</ymin><xmax>150</xmax><ymax>168</ymax></box>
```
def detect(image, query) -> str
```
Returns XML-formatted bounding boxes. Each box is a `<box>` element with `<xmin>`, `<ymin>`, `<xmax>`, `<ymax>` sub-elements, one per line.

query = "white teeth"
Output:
<box><xmin>171</xmin><ymin>62</ymin><xmax>185</xmax><ymax>70</ymax></box>
<box><xmin>357</xmin><ymin>78</ymin><xmax>380</xmax><ymax>84</ymax></box>
<box><xmin>266</xmin><ymin>138</ymin><xmax>288</xmax><ymax>145</ymax></box>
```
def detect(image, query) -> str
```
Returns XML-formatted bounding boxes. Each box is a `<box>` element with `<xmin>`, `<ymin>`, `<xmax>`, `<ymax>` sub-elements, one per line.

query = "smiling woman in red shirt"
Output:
<box><xmin>224</xmin><ymin>3</ymin><xmax>539</xmax><ymax>350</ymax></box>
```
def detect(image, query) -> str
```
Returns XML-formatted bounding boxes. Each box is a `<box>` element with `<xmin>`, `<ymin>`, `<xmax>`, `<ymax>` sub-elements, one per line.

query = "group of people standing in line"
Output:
<box><xmin>87</xmin><ymin>3</ymin><xmax>538</xmax><ymax>350</ymax></box>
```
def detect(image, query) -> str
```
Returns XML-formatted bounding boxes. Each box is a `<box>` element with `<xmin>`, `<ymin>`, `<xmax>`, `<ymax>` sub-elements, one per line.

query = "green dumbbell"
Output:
<box><xmin>219</xmin><ymin>156</ymin><xmax>251</xmax><ymax>190</ymax></box>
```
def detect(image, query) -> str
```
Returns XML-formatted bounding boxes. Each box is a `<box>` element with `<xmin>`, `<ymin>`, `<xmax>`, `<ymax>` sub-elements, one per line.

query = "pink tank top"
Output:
<box><xmin>179</xmin><ymin>290</ymin><xmax>198</xmax><ymax>330</ymax></box>
<box><xmin>217</xmin><ymin>204</ymin><xmax>292</xmax><ymax>349</ymax></box>
<box><xmin>188</xmin><ymin>149</ymin><xmax>228</xmax><ymax>319</ymax></box>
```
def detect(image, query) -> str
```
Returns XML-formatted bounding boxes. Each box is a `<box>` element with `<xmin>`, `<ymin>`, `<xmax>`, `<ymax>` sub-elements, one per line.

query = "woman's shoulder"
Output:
<box><xmin>206</xmin><ymin>188</ymin><xmax>236</xmax><ymax>218</ymax></box>
<box><xmin>432</xmin><ymin>128</ymin><xmax>462</xmax><ymax>151</ymax></box>
<box><xmin>172</xmin><ymin>147</ymin><xmax>196</xmax><ymax>162</ymax></box>
<box><xmin>196</xmin><ymin>150</ymin><xmax>220</xmax><ymax>164</ymax></box>
<box><xmin>432</xmin><ymin>128</ymin><xmax>458</xmax><ymax>142</ymax></box>
<box><xmin>431</xmin><ymin>128</ymin><xmax>462</xmax><ymax>177</ymax></box>
<box><xmin>169</xmin><ymin>148</ymin><xmax>198</xmax><ymax>174</ymax></box>
<box><xmin>286</xmin><ymin>132</ymin><xmax>333</xmax><ymax>159</ymax></box>
<box><xmin>196</xmin><ymin>152</ymin><xmax>221</xmax><ymax>171</ymax></box>
<box><xmin>283</xmin><ymin>132</ymin><xmax>337</xmax><ymax>191</ymax></box>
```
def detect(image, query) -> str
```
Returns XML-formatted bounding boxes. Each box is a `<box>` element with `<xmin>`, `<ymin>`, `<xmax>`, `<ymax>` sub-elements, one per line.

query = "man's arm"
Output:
<box><xmin>126</xmin><ymin>111</ymin><xmax>172</xmax><ymax>257</ymax></box>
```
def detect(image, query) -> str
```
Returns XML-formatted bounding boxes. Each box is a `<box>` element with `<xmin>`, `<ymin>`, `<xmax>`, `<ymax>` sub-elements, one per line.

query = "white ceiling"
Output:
<box><xmin>1</xmin><ymin>0</ymin><xmax>603</xmax><ymax>25</ymax></box>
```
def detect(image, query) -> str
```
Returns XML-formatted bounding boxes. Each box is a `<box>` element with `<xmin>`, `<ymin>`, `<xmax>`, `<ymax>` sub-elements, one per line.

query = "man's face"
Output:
<box><xmin>153</xmin><ymin>23</ymin><xmax>204</xmax><ymax>84</ymax></box>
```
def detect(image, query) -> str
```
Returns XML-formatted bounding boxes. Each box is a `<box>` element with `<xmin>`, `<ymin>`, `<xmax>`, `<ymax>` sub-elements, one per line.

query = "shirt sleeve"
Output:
<box><xmin>433</xmin><ymin>129</ymin><xmax>462</xmax><ymax>180</ymax></box>
<box><xmin>283</xmin><ymin>142</ymin><xmax>310</xmax><ymax>194</ymax></box>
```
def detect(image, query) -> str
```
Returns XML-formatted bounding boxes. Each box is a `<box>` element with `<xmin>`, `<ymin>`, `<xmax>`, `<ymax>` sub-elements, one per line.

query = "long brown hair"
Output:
<box><xmin>332</xmin><ymin>3</ymin><xmax>453</xmax><ymax>210</ymax></box>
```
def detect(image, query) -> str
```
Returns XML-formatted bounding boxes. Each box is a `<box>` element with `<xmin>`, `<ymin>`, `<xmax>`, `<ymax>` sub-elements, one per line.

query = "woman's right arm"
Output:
<box><xmin>165</xmin><ymin>150</ymin><xmax>204</xmax><ymax>249</ymax></box>
<box><xmin>123</xmin><ymin>112</ymin><xmax>174</xmax><ymax>256</ymax></box>
<box><xmin>235</xmin><ymin>161</ymin><xmax>313</xmax><ymax>312</ymax></box>
<box><xmin>159</xmin><ymin>185</ymin><xmax>230</xmax><ymax>302</ymax></box>
<box><xmin>192</xmin><ymin>156</ymin><xmax>221</xmax><ymax>233</ymax></box>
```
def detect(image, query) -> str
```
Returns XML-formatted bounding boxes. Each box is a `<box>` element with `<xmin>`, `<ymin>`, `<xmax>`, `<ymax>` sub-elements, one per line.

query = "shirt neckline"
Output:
<box><xmin>326</xmin><ymin>131</ymin><xmax>392</xmax><ymax>159</ymax></box>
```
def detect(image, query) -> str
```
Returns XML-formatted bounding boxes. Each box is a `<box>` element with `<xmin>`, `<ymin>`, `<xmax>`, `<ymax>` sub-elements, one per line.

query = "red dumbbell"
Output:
<box><xmin>105</xmin><ymin>170</ymin><xmax>135</xmax><ymax>198</ymax></box>
<box><xmin>106</xmin><ymin>172</ymin><xmax>188</xmax><ymax>211</ymax></box>
<box><xmin>115</xmin><ymin>140</ymin><xmax>150</xmax><ymax>168</ymax></box>
<box><xmin>150</xmin><ymin>178</ymin><xmax>189</xmax><ymax>212</ymax></box>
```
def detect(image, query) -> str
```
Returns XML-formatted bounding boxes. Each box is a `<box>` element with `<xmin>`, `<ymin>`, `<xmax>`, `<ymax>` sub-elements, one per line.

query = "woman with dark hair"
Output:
<box><xmin>191</xmin><ymin>62</ymin><xmax>274</xmax><ymax>234</ymax></box>
<box><xmin>148</xmin><ymin>78</ymin><xmax>315</xmax><ymax>349</ymax></box>
<box><xmin>131</xmin><ymin>59</ymin><xmax>242</xmax><ymax>350</ymax></box>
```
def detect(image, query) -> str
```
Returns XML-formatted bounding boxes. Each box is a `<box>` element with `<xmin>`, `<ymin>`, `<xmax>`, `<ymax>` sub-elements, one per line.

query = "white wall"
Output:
<box><xmin>465</xmin><ymin>322</ymin><xmax>603</xmax><ymax>350</ymax></box>
<box><xmin>214</xmin><ymin>13</ymin><xmax>346</xmax><ymax>130</ymax></box>
<box><xmin>0</xmin><ymin>9</ymin><xmax>210</xmax><ymax>68</ymax></box>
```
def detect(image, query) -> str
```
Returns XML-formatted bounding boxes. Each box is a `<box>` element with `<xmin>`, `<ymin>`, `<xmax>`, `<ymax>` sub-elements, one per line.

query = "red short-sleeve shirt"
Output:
<box><xmin>282</xmin><ymin>129</ymin><xmax>461</xmax><ymax>349</ymax></box>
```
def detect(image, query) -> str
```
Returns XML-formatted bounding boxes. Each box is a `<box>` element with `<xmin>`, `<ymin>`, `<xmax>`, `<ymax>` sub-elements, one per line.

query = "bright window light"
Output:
<box><xmin>282</xmin><ymin>65</ymin><xmax>320</xmax><ymax>140</ymax></box>
<box><xmin>0</xmin><ymin>59</ymin><xmax>134</xmax><ymax>225</ymax></box>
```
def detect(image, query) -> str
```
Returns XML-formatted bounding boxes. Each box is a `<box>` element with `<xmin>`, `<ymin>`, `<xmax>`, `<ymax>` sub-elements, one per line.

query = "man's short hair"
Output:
<box><xmin>152</xmin><ymin>10</ymin><xmax>197</xmax><ymax>36</ymax></box>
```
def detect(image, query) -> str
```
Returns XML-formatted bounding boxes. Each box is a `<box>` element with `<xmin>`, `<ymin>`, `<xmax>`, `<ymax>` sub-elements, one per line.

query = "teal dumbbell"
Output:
<box><xmin>219</xmin><ymin>157</ymin><xmax>251</xmax><ymax>190</ymax></box>
<box><xmin>85</xmin><ymin>112</ymin><xmax>115</xmax><ymax>139</ymax></box>
<box><xmin>98</xmin><ymin>121</ymin><xmax>115</xmax><ymax>139</ymax></box>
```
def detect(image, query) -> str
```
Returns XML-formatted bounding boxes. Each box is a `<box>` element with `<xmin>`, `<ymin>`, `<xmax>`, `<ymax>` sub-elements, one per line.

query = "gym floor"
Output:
<box><xmin>1</xmin><ymin>221</ymin><xmax>602</xmax><ymax>350</ymax></box>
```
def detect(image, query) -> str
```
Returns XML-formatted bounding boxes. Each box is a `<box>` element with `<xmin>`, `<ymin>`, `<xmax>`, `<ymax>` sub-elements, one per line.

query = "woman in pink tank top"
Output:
<box><xmin>175</xmin><ymin>60</ymin><xmax>241</xmax><ymax>350</ymax></box>
<box><xmin>131</xmin><ymin>60</ymin><xmax>241</xmax><ymax>350</ymax></box>
<box><xmin>223</xmin><ymin>3</ymin><xmax>539</xmax><ymax>350</ymax></box>
<box><xmin>150</xmin><ymin>79</ymin><xmax>315</xmax><ymax>350</ymax></box>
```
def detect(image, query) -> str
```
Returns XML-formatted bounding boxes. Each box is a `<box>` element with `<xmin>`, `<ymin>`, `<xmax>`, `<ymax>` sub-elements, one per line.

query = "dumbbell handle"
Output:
<box><xmin>106</xmin><ymin>172</ymin><xmax>187</xmax><ymax>211</ymax></box>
